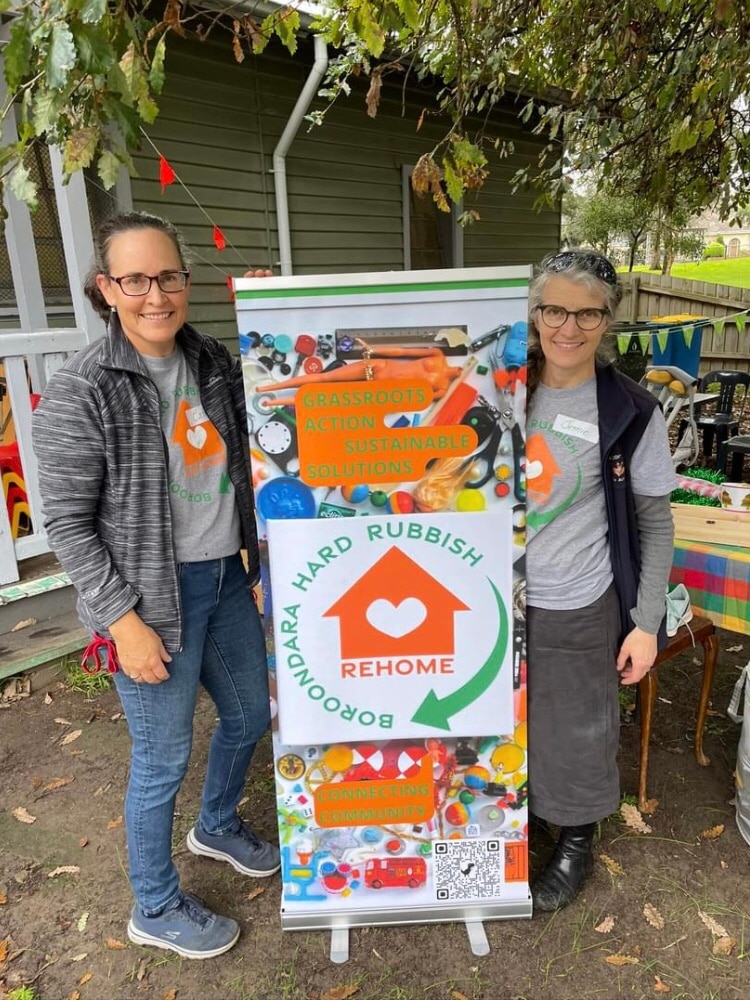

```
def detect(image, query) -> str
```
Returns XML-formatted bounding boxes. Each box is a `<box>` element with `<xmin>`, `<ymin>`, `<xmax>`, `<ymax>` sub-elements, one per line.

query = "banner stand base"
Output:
<box><xmin>465</xmin><ymin>920</ymin><xmax>490</xmax><ymax>956</ymax></box>
<box><xmin>330</xmin><ymin>927</ymin><xmax>349</xmax><ymax>964</ymax></box>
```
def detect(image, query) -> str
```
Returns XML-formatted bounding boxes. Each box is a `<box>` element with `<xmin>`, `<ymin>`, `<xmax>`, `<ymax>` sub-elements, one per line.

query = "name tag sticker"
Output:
<box><xmin>186</xmin><ymin>404</ymin><xmax>208</xmax><ymax>427</ymax></box>
<box><xmin>552</xmin><ymin>413</ymin><xmax>599</xmax><ymax>443</ymax></box>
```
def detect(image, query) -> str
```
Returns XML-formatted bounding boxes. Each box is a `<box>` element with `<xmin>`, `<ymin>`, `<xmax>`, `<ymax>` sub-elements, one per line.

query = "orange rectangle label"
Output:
<box><xmin>313</xmin><ymin>754</ymin><xmax>435</xmax><ymax>828</ymax></box>
<box><xmin>504</xmin><ymin>842</ymin><xmax>528</xmax><ymax>883</ymax></box>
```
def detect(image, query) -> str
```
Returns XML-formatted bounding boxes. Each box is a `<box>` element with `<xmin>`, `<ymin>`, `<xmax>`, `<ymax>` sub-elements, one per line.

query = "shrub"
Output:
<box><xmin>703</xmin><ymin>241</ymin><xmax>726</xmax><ymax>259</ymax></box>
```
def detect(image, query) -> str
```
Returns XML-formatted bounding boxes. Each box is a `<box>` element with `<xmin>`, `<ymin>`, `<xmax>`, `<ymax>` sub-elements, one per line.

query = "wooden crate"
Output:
<box><xmin>672</xmin><ymin>503</ymin><xmax>750</xmax><ymax>548</ymax></box>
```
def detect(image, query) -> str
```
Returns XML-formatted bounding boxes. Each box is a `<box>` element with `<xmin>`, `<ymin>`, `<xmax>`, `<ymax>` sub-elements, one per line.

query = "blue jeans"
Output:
<box><xmin>113</xmin><ymin>554</ymin><xmax>270</xmax><ymax>915</ymax></box>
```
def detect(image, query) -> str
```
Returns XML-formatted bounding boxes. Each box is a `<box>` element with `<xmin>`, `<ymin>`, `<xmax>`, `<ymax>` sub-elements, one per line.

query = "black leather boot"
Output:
<box><xmin>531</xmin><ymin>823</ymin><xmax>596</xmax><ymax>912</ymax></box>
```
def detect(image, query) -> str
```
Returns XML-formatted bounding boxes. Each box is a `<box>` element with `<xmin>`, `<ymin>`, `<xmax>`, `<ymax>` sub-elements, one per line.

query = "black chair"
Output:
<box><xmin>692</xmin><ymin>370</ymin><xmax>750</xmax><ymax>462</ymax></box>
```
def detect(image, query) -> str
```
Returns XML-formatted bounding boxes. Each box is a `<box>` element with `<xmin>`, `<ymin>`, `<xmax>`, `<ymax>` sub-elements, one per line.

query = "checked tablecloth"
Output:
<box><xmin>670</xmin><ymin>539</ymin><xmax>750</xmax><ymax>636</ymax></box>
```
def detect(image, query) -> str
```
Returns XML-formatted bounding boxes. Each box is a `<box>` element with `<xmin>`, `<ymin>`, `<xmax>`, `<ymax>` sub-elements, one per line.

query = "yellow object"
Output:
<box><xmin>490</xmin><ymin>742</ymin><xmax>525</xmax><ymax>772</ymax></box>
<box><xmin>668</xmin><ymin>380</ymin><xmax>687</xmax><ymax>396</ymax></box>
<box><xmin>322</xmin><ymin>745</ymin><xmax>354</xmax><ymax>773</ymax></box>
<box><xmin>645</xmin><ymin>369</ymin><xmax>672</xmax><ymax>385</ymax></box>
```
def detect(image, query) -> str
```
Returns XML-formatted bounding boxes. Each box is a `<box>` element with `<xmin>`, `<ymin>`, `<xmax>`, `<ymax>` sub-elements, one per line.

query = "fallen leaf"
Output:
<box><xmin>44</xmin><ymin>692</ymin><xmax>53</xmax><ymax>705</ymax></box>
<box><xmin>11</xmin><ymin>616</ymin><xmax>37</xmax><ymax>632</ymax></box>
<box><xmin>699</xmin><ymin>824</ymin><xmax>725</xmax><ymax>840</ymax></box>
<box><xmin>12</xmin><ymin>806</ymin><xmax>36</xmax><ymax>824</ymax></box>
<box><xmin>78</xmin><ymin>837</ymin><xmax>89</xmax><ymax>849</ymax></box>
<box><xmin>321</xmin><ymin>986</ymin><xmax>359</xmax><ymax>1000</ymax></box>
<box><xmin>110</xmin><ymin>712</ymin><xmax>124</xmax><ymax>721</ymax></box>
<box><xmin>654</xmin><ymin>975</ymin><xmax>671</xmax><ymax>993</ymax></box>
<box><xmin>69</xmin><ymin>749</ymin><xmax>84</xmax><ymax>756</ymax></box>
<box><xmin>105</xmin><ymin>938</ymin><xmax>127</xmax><ymax>950</ymax></box>
<box><xmin>643</xmin><ymin>903</ymin><xmax>665</xmax><ymax>929</ymax></box>
<box><xmin>42</xmin><ymin>776</ymin><xmax>75</xmax><ymax>794</ymax></box>
<box><xmin>106</xmin><ymin>815</ymin><xmax>123</xmax><ymax>830</ymax></box>
<box><xmin>641</xmin><ymin>798</ymin><xmax>659</xmax><ymax>815</ymax></box>
<box><xmin>606</xmin><ymin>953</ymin><xmax>639</xmax><ymax>966</ymax></box>
<box><xmin>163</xmin><ymin>990</ymin><xmax>178</xmax><ymax>1000</ymax></box>
<box><xmin>451</xmin><ymin>991</ymin><xmax>469</xmax><ymax>1000</ymax></box>
<box><xmin>621</xmin><ymin>802</ymin><xmax>652</xmax><ymax>834</ymax></box>
<box><xmin>727</xmin><ymin>644</ymin><xmax>744</xmax><ymax>652</ymax></box>
<box><xmin>69</xmin><ymin>992</ymin><xmax>81</xmax><ymax>1000</ymax></box>
<box><xmin>0</xmin><ymin>937</ymin><xmax>8</xmax><ymax>963</ymax></box>
<box><xmin>595</xmin><ymin>915</ymin><xmax>616</xmax><ymax>933</ymax></box>
<box><xmin>372</xmin><ymin>948</ymin><xmax>384</xmax><ymax>960</ymax></box>
<box><xmin>70</xmin><ymin>953</ymin><xmax>88</xmax><ymax>962</ymax></box>
<box><xmin>136</xmin><ymin>958</ymin><xmax>149</xmax><ymax>981</ymax></box>
<box><xmin>79</xmin><ymin>971</ymin><xmax>93</xmax><ymax>985</ymax></box>
<box><xmin>0</xmin><ymin>891</ymin><xmax>7</xmax><ymax>904</ymax></box>
<box><xmin>48</xmin><ymin>866</ymin><xmax>81</xmax><ymax>879</ymax></box>
<box><xmin>61</xmin><ymin>729</ymin><xmax>82</xmax><ymax>746</ymax></box>
<box><xmin>599</xmin><ymin>853</ymin><xmax>625</xmax><ymax>875</ymax></box>
<box><xmin>246</xmin><ymin>886</ymin><xmax>265</xmax><ymax>901</ymax></box>
<box><xmin>698</xmin><ymin>910</ymin><xmax>729</xmax><ymax>938</ymax></box>
<box><xmin>713</xmin><ymin>935</ymin><xmax>736</xmax><ymax>956</ymax></box>
<box><xmin>77</xmin><ymin>911</ymin><xmax>89</xmax><ymax>932</ymax></box>
<box><xmin>720</xmin><ymin>860</ymin><xmax>728</xmax><ymax>869</ymax></box>
<box><xmin>54</xmin><ymin>717</ymin><xmax>72</xmax><ymax>725</ymax></box>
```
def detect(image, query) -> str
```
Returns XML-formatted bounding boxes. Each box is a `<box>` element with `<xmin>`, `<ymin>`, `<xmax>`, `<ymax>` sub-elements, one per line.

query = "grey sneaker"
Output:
<box><xmin>187</xmin><ymin>820</ymin><xmax>281</xmax><ymax>877</ymax></box>
<box><xmin>127</xmin><ymin>891</ymin><xmax>239</xmax><ymax>959</ymax></box>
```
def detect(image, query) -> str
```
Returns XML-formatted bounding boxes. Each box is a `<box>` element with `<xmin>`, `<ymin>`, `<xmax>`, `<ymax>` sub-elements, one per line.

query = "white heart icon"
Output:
<box><xmin>525</xmin><ymin>459</ymin><xmax>543</xmax><ymax>481</ymax></box>
<box><xmin>366</xmin><ymin>598</ymin><xmax>427</xmax><ymax>638</ymax></box>
<box><xmin>186</xmin><ymin>425</ymin><xmax>207</xmax><ymax>449</ymax></box>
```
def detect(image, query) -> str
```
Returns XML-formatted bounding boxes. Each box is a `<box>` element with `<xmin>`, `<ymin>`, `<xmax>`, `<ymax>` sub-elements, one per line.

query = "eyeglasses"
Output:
<box><xmin>542</xmin><ymin>251</ymin><xmax>618</xmax><ymax>287</ymax></box>
<box><xmin>108</xmin><ymin>270</ymin><xmax>190</xmax><ymax>296</ymax></box>
<box><xmin>536</xmin><ymin>304</ymin><xmax>609</xmax><ymax>331</ymax></box>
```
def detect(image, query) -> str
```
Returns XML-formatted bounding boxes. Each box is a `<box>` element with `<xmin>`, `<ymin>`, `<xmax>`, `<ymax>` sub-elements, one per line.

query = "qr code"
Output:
<box><xmin>433</xmin><ymin>839</ymin><xmax>504</xmax><ymax>901</ymax></box>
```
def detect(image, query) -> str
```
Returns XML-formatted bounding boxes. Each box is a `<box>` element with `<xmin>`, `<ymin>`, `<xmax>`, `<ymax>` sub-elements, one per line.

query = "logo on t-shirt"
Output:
<box><xmin>172</xmin><ymin>400</ymin><xmax>225</xmax><ymax>475</ymax></box>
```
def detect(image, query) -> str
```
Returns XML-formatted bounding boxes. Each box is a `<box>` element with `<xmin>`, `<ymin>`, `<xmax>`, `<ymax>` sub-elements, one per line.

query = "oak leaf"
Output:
<box><xmin>61</xmin><ymin>729</ymin><xmax>82</xmax><ymax>746</ymax></box>
<box><xmin>451</xmin><ymin>991</ymin><xmax>469</xmax><ymax>1000</ymax></box>
<box><xmin>698</xmin><ymin>909</ymin><xmax>729</xmax><ymax>938</ymax></box>
<box><xmin>54</xmin><ymin>717</ymin><xmax>71</xmax><ymax>725</ymax></box>
<box><xmin>0</xmin><ymin>891</ymin><xmax>7</xmax><ymax>904</ymax></box>
<box><xmin>653</xmin><ymin>975</ymin><xmax>671</xmax><ymax>993</ymax></box>
<box><xmin>69</xmin><ymin>992</ymin><xmax>81</xmax><ymax>1000</ymax></box>
<box><xmin>321</xmin><ymin>986</ymin><xmax>359</xmax><ymax>1000</ymax></box>
<box><xmin>247</xmin><ymin>886</ymin><xmax>265</xmax><ymax>901</ymax></box>
<box><xmin>107</xmin><ymin>815</ymin><xmax>123</xmax><ymax>829</ymax></box>
<box><xmin>42</xmin><ymin>776</ymin><xmax>75</xmax><ymax>794</ymax></box>
<box><xmin>621</xmin><ymin>802</ymin><xmax>652</xmax><ymax>833</ymax></box>
<box><xmin>641</xmin><ymin>798</ymin><xmax>659</xmax><ymax>814</ymax></box>
<box><xmin>713</xmin><ymin>936</ymin><xmax>736</xmax><ymax>956</ymax></box>
<box><xmin>606</xmin><ymin>953</ymin><xmax>639</xmax><ymax>966</ymax></box>
<box><xmin>599</xmin><ymin>853</ymin><xmax>625</xmax><ymax>875</ymax></box>
<box><xmin>48</xmin><ymin>866</ymin><xmax>81</xmax><ymax>878</ymax></box>
<box><xmin>595</xmin><ymin>915</ymin><xmax>616</xmax><ymax>933</ymax></box>
<box><xmin>163</xmin><ymin>990</ymin><xmax>178</xmax><ymax>1000</ymax></box>
<box><xmin>79</xmin><ymin>971</ymin><xmax>93</xmax><ymax>985</ymax></box>
<box><xmin>12</xmin><ymin>806</ymin><xmax>36</xmax><ymax>824</ymax></box>
<box><xmin>643</xmin><ymin>903</ymin><xmax>665</xmax><ymax>929</ymax></box>
<box><xmin>105</xmin><ymin>938</ymin><xmax>128</xmax><ymax>950</ymax></box>
<box><xmin>699</xmin><ymin>824</ymin><xmax>725</xmax><ymax>840</ymax></box>
<box><xmin>0</xmin><ymin>937</ymin><xmax>8</xmax><ymax>963</ymax></box>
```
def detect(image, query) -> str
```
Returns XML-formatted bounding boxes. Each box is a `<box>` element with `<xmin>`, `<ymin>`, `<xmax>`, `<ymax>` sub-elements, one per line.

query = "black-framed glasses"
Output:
<box><xmin>536</xmin><ymin>304</ymin><xmax>609</xmax><ymax>331</ymax></box>
<box><xmin>542</xmin><ymin>250</ymin><xmax>618</xmax><ymax>287</ymax></box>
<box><xmin>108</xmin><ymin>270</ymin><xmax>190</xmax><ymax>296</ymax></box>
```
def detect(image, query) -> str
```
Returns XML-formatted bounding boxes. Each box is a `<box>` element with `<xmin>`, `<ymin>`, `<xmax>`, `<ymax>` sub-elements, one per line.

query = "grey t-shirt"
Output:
<box><xmin>140</xmin><ymin>347</ymin><xmax>242</xmax><ymax>563</ymax></box>
<box><xmin>526</xmin><ymin>377</ymin><xmax>675</xmax><ymax>611</ymax></box>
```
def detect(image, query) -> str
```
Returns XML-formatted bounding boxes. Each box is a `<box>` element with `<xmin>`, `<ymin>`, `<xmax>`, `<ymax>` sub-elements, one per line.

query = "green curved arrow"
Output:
<box><xmin>525</xmin><ymin>463</ymin><xmax>582</xmax><ymax>530</ymax></box>
<box><xmin>411</xmin><ymin>579</ymin><xmax>509</xmax><ymax>731</ymax></box>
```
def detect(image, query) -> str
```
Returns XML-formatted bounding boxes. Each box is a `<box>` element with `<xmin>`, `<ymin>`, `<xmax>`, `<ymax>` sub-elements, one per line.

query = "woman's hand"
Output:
<box><xmin>109</xmin><ymin>610</ymin><xmax>172</xmax><ymax>684</ymax></box>
<box><xmin>243</xmin><ymin>268</ymin><xmax>274</xmax><ymax>278</ymax></box>
<box><xmin>616</xmin><ymin>626</ymin><xmax>657</xmax><ymax>685</ymax></box>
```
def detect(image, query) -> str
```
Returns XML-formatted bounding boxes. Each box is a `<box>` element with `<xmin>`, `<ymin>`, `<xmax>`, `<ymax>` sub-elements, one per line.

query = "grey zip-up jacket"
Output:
<box><xmin>32</xmin><ymin>316</ymin><xmax>259</xmax><ymax>651</ymax></box>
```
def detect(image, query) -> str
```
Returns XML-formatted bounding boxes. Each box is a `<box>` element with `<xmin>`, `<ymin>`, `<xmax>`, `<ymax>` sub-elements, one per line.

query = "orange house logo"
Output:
<box><xmin>323</xmin><ymin>546</ymin><xmax>470</xmax><ymax>659</ymax></box>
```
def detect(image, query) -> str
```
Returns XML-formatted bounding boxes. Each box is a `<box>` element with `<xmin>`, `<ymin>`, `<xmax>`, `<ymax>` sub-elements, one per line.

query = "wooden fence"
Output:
<box><xmin>619</xmin><ymin>272</ymin><xmax>750</xmax><ymax>374</ymax></box>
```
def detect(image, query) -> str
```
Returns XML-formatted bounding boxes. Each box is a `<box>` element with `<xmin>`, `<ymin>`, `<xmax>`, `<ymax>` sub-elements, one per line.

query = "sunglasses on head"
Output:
<box><xmin>542</xmin><ymin>250</ymin><xmax>618</xmax><ymax>287</ymax></box>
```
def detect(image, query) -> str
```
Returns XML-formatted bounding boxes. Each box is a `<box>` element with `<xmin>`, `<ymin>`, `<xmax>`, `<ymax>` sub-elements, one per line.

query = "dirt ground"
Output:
<box><xmin>0</xmin><ymin>626</ymin><xmax>748</xmax><ymax>1000</ymax></box>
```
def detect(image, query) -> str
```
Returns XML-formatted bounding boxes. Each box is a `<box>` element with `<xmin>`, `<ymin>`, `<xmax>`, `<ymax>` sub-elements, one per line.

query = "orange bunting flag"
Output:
<box><xmin>226</xmin><ymin>274</ymin><xmax>235</xmax><ymax>302</ymax></box>
<box><xmin>159</xmin><ymin>156</ymin><xmax>176</xmax><ymax>193</ymax></box>
<box><xmin>213</xmin><ymin>225</ymin><xmax>227</xmax><ymax>251</ymax></box>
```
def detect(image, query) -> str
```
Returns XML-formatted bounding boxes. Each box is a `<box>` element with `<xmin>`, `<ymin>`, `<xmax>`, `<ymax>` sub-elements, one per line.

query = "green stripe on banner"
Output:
<box><xmin>235</xmin><ymin>278</ymin><xmax>530</xmax><ymax>300</ymax></box>
<box><xmin>736</xmin><ymin>313</ymin><xmax>747</xmax><ymax>334</ymax></box>
<box><xmin>617</xmin><ymin>334</ymin><xmax>630</xmax><ymax>355</ymax></box>
<box><xmin>638</xmin><ymin>332</ymin><xmax>650</xmax><ymax>355</ymax></box>
<box><xmin>713</xmin><ymin>318</ymin><xmax>725</xmax><ymax>338</ymax></box>
<box><xmin>656</xmin><ymin>330</ymin><xmax>669</xmax><ymax>353</ymax></box>
<box><xmin>682</xmin><ymin>324</ymin><xmax>694</xmax><ymax>348</ymax></box>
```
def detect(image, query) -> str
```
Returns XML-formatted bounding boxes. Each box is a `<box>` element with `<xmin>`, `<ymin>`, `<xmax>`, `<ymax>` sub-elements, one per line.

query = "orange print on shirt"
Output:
<box><xmin>172</xmin><ymin>399</ymin><xmax>224</xmax><ymax>466</ymax></box>
<box><xmin>526</xmin><ymin>433</ymin><xmax>562</xmax><ymax>504</ymax></box>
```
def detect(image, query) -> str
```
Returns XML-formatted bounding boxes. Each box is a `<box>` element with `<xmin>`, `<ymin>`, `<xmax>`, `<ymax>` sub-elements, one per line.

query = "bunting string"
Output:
<box><xmin>610</xmin><ymin>308</ymin><xmax>750</xmax><ymax>356</ymax></box>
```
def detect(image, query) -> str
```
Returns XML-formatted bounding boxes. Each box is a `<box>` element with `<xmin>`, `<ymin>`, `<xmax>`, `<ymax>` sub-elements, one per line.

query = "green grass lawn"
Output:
<box><xmin>621</xmin><ymin>257</ymin><xmax>750</xmax><ymax>288</ymax></box>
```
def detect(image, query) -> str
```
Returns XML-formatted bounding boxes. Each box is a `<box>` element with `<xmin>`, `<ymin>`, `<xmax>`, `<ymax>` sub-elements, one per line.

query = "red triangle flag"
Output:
<box><xmin>213</xmin><ymin>225</ymin><xmax>227</xmax><ymax>251</ymax></box>
<box><xmin>226</xmin><ymin>274</ymin><xmax>235</xmax><ymax>301</ymax></box>
<box><xmin>159</xmin><ymin>156</ymin><xmax>176</xmax><ymax>193</ymax></box>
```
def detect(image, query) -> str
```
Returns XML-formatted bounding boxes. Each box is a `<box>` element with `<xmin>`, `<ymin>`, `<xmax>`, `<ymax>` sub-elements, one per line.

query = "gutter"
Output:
<box><xmin>272</xmin><ymin>34</ymin><xmax>328</xmax><ymax>274</ymax></box>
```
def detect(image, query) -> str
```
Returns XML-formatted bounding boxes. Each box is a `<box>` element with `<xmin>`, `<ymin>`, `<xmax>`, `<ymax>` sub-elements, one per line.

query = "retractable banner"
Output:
<box><xmin>234</xmin><ymin>267</ymin><xmax>531</xmax><ymax>931</ymax></box>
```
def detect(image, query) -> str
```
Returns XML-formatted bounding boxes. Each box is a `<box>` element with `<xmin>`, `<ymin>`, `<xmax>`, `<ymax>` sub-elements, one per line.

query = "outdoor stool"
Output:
<box><xmin>637</xmin><ymin>615</ymin><xmax>717</xmax><ymax>812</ymax></box>
<box><xmin>717</xmin><ymin>434</ymin><xmax>750</xmax><ymax>482</ymax></box>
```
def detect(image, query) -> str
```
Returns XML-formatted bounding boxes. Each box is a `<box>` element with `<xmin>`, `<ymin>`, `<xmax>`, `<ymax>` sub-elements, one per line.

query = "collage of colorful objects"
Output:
<box><xmin>241</xmin><ymin>322</ymin><xmax>528</xmax><ymax>529</ymax></box>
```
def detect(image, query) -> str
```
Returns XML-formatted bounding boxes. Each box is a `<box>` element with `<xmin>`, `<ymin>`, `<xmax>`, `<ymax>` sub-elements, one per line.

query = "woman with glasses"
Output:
<box><xmin>32</xmin><ymin>211</ymin><xmax>278</xmax><ymax>958</ymax></box>
<box><xmin>525</xmin><ymin>249</ymin><xmax>675</xmax><ymax>911</ymax></box>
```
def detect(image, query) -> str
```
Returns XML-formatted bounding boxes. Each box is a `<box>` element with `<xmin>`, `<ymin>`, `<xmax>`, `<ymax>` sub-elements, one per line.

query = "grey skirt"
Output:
<box><xmin>527</xmin><ymin>584</ymin><xmax>621</xmax><ymax>826</ymax></box>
